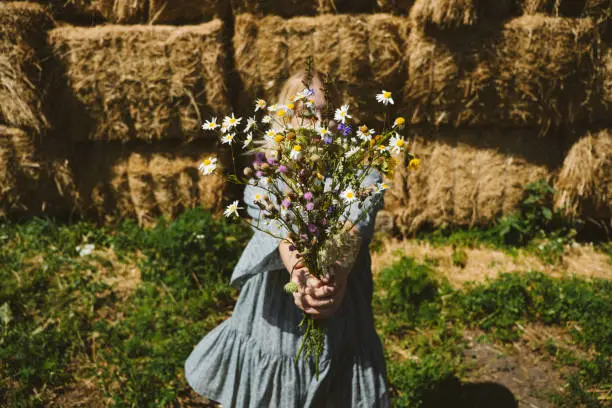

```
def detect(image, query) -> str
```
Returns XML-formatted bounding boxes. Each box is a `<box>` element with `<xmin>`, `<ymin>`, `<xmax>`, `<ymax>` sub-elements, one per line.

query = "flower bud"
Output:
<box><xmin>243</xmin><ymin>167</ymin><xmax>253</xmax><ymax>177</ymax></box>
<box><xmin>261</xmin><ymin>163</ymin><xmax>270</xmax><ymax>171</ymax></box>
<box><xmin>286</xmin><ymin>132</ymin><xmax>296</xmax><ymax>140</ymax></box>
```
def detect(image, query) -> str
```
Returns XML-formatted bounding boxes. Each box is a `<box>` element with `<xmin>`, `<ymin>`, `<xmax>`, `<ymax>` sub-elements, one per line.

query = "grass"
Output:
<box><xmin>0</xmin><ymin>206</ymin><xmax>609</xmax><ymax>407</ymax></box>
<box><xmin>0</xmin><ymin>209</ymin><xmax>251</xmax><ymax>406</ymax></box>
<box><xmin>375</xmin><ymin>256</ymin><xmax>611</xmax><ymax>407</ymax></box>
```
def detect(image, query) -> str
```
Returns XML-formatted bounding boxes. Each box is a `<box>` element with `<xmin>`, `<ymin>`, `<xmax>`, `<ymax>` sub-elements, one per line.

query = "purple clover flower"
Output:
<box><xmin>306</xmin><ymin>202</ymin><xmax>315</xmax><ymax>211</ymax></box>
<box><xmin>282</xmin><ymin>198</ymin><xmax>292</xmax><ymax>208</ymax></box>
<box><xmin>338</xmin><ymin>123</ymin><xmax>352</xmax><ymax>137</ymax></box>
<box><xmin>289</xmin><ymin>245</ymin><xmax>296</xmax><ymax>251</ymax></box>
<box><xmin>303</xmin><ymin>192</ymin><xmax>313</xmax><ymax>201</ymax></box>
<box><xmin>278</xmin><ymin>165</ymin><xmax>288</xmax><ymax>174</ymax></box>
<box><xmin>321</xmin><ymin>218</ymin><xmax>327</xmax><ymax>226</ymax></box>
<box><xmin>300</xmin><ymin>234</ymin><xmax>308</xmax><ymax>241</ymax></box>
<box><xmin>255</xmin><ymin>152</ymin><xmax>266</xmax><ymax>161</ymax></box>
<box><xmin>327</xmin><ymin>205</ymin><xmax>336</xmax><ymax>215</ymax></box>
<box><xmin>255</xmin><ymin>170</ymin><xmax>264</xmax><ymax>178</ymax></box>
<box><xmin>323</xmin><ymin>135</ymin><xmax>333</xmax><ymax>145</ymax></box>
<box><xmin>267</xmin><ymin>157</ymin><xmax>277</xmax><ymax>166</ymax></box>
<box><xmin>308</xmin><ymin>224</ymin><xmax>318</xmax><ymax>234</ymax></box>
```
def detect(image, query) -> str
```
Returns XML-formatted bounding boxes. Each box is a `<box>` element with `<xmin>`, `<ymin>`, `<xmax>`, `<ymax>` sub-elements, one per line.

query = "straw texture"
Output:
<box><xmin>49</xmin><ymin>20</ymin><xmax>230</xmax><ymax>142</ymax></box>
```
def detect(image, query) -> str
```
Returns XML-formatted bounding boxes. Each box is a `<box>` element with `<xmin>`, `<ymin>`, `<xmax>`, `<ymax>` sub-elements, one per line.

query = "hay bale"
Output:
<box><xmin>403</xmin><ymin>15</ymin><xmax>607</xmax><ymax>133</ymax></box>
<box><xmin>408</xmin><ymin>0</ymin><xmax>514</xmax><ymax>29</ymax></box>
<box><xmin>520</xmin><ymin>0</ymin><xmax>611</xmax><ymax>18</ymax></box>
<box><xmin>376</xmin><ymin>0</ymin><xmax>414</xmax><ymax>14</ymax></box>
<box><xmin>0</xmin><ymin>2</ymin><xmax>53</xmax><ymax>135</ymax></box>
<box><xmin>554</xmin><ymin>130</ymin><xmax>611</xmax><ymax>221</ymax></box>
<box><xmin>232</xmin><ymin>0</ymin><xmax>375</xmax><ymax>17</ymax></box>
<box><xmin>234</xmin><ymin>13</ymin><xmax>409</xmax><ymax>123</ymax></box>
<box><xmin>149</xmin><ymin>0</ymin><xmax>229</xmax><ymax>24</ymax></box>
<box><xmin>70</xmin><ymin>141</ymin><xmax>225</xmax><ymax>226</ymax></box>
<box><xmin>385</xmin><ymin>127</ymin><xmax>562</xmax><ymax>235</ymax></box>
<box><xmin>49</xmin><ymin>20</ymin><xmax>230</xmax><ymax>142</ymax></box>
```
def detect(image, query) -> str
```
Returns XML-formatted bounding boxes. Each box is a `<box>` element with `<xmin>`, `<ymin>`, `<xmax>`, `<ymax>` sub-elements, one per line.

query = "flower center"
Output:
<box><xmin>383</xmin><ymin>91</ymin><xmax>391</xmax><ymax>98</ymax></box>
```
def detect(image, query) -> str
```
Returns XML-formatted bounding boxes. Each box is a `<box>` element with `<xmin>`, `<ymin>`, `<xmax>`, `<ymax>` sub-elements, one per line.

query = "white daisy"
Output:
<box><xmin>199</xmin><ymin>156</ymin><xmax>217</xmax><ymax>175</ymax></box>
<box><xmin>224</xmin><ymin>200</ymin><xmax>243</xmax><ymax>218</ymax></box>
<box><xmin>222</xmin><ymin>113</ymin><xmax>242</xmax><ymax>129</ymax></box>
<box><xmin>243</xmin><ymin>133</ymin><xmax>253</xmax><ymax>149</ymax></box>
<box><xmin>389</xmin><ymin>133</ymin><xmax>405</xmax><ymax>154</ymax></box>
<box><xmin>265</xmin><ymin>129</ymin><xmax>276</xmax><ymax>143</ymax></box>
<box><xmin>340</xmin><ymin>188</ymin><xmax>357</xmax><ymax>203</ymax></box>
<box><xmin>220</xmin><ymin>124</ymin><xmax>229</xmax><ymax>134</ymax></box>
<box><xmin>202</xmin><ymin>117</ymin><xmax>219</xmax><ymax>131</ymax></box>
<box><xmin>253</xmin><ymin>192</ymin><xmax>263</xmax><ymax>203</ymax></box>
<box><xmin>316</xmin><ymin>125</ymin><xmax>331</xmax><ymax>137</ymax></box>
<box><xmin>376</xmin><ymin>90</ymin><xmax>394</xmax><ymax>105</ymax></box>
<box><xmin>267</xmin><ymin>104</ymin><xmax>278</xmax><ymax>113</ymax></box>
<box><xmin>334</xmin><ymin>104</ymin><xmax>352</xmax><ymax>124</ymax></box>
<box><xmin>261</xmin><ymin>115</ymin><xmax>272</xmax><ymax>124</ymax></box>
<box><xmin>376</xmin><ymin>144</ymin><xmax>388</xmax><ymax>153</ymax></box>
<box><xmin>221</xmin><ymin>133</ymin><xmax>236</xmax><ymax>145</ymax></box>
<box><xmin>344</xmin><ymin>146</ymin><xmax>360</xmax><ymax>158</ymax></box>
<box><xmin>356</xmin><ymin>125</ymin><xmax>375</xmax><ymax>141</ymax></box>
<box><xmin>255</xmin><ymin>99</ymin><xmax>266</xmax><ymax>112</ymax></box>
<box><xmin>244</xmin><ymin>117</ymin><xmax>256</xmax><ymax>132</ymax></box>
<box><xmin>377</xmin><ymin>182</ymin><xmax>390</xmax><ymax>191</ymax></box>
<box><xmin>289</xmin><ymin>145</ymin><xmax>303</xmax><ymax>160</ymax></box>
<box><xmin>305</xmin><ymin>97</ymin><xmax>316</xmax><ymax>109</ymax></box>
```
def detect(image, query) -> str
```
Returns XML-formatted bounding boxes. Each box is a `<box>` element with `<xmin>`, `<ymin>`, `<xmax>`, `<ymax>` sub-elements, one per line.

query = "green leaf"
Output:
<box><xmin>542</xmin><ymin>207</ymin><xmax>553</xmax><ymax>220</ymax></box>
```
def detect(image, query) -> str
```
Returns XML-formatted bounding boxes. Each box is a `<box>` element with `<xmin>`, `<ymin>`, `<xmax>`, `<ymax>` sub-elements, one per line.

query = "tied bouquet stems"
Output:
<box><xmin>199</xmin><ymin>64</ymin><xmax>420</xmax><ymax>379</ymax></box>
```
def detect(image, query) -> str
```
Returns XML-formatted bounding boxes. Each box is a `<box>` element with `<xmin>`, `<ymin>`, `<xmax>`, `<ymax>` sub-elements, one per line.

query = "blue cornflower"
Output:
<box><xmin>338</xmin><ymin>123</ymin><xmax>352</xmax><ymax>137</ymax></box>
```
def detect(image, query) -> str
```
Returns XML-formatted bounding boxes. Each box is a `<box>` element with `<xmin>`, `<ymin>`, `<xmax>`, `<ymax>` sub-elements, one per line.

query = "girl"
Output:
<box><xmin>184</xmin><ymin>71</ymin><xmax>390</xmax><ymax>407</ymax></box>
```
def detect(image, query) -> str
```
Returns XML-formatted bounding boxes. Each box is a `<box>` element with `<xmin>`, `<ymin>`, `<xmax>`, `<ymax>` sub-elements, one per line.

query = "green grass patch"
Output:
<box><xmin>375</xmin><ymin>256</ymin><xmax>611</xmax><ymax>407</ymax></box>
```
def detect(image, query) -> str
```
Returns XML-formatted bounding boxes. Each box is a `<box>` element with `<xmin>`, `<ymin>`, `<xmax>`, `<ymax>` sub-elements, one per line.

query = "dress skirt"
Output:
<box><xmin>184</xmin><ymin>246</ymin><xmax>390</xmax><ymax>408</ymax></box>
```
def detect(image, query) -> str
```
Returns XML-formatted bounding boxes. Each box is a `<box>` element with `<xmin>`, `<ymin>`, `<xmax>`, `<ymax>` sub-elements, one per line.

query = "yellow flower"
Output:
<box><xmin>277</xmin><ymin>109</ymin><xmax>287</xmax><ymax>117</ymax></box>
<box><xmin>393</xmin><ymin>117</ymin><xmax>405</xmax><ymax>129</ymax></box>
<box><xmin>409</xmin><ymin>158</ymin><xmax>421</xmax><ymax>171</ymax></box>
<box><xmin>316</xmin><ymin>172</ymin><xmax>323</xmax><ymax>180</ymax></box>
<box><xmin>293</xmin><ymin>145</ymin><xmax>302</xmax><ymax>152</ymax></box>
<box><xmin>287</xmin><ymin>103</ymin><xmax>295</xmax><ymax>110</ymax></box>
<box><xmin>274</xmin><ymin>134</ymin><xmax>284</xmax><ymax>143</ymax></box>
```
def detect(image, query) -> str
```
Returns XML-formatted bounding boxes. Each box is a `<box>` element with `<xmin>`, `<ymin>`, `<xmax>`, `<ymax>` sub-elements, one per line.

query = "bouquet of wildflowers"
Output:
<box><xmin>199</xmin><ymin>67</ymin><xmax>420</xmax><ymax>377</ymax></box>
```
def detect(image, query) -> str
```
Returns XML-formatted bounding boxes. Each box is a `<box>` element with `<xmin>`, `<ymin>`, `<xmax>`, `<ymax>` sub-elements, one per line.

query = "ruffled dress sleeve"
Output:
<box><xmin>229</xmin><ymin>183</ymin><xmax>289</xmax><ymax>289</ymax></box>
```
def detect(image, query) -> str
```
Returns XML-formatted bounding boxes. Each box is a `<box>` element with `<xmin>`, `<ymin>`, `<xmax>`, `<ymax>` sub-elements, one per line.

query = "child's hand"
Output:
<box><xmin>291</xmin><ymin>268</ymin><xmax>344</xmax><ymax>320</ymax></box>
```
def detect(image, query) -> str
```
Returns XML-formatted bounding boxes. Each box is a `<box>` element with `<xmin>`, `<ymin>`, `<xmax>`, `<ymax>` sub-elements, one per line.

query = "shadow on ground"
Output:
<box><xmin>421</xmin><ymin>377</ymin><xmax>517</xmax><ymax>408</ymax></box>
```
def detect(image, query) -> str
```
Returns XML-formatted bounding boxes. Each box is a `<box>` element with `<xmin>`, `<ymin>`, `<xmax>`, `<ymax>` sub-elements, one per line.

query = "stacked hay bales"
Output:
<box><xmin>386</xmin><ymin>127</ymin><xmax>563</xmax><ymax>234</ymax></box>
<box><xmin>408</xmin><ymin>0</ymin><xmax>515</xmax><ymax>29</ymax></box>
<box><xmin>69</xmin><ymin>141</ymin><xmax>225</xmax><ymax>226</ymax></box>
<box><xmin>233</xmin><ymin>13</ymin><xmax>409</xmax><ymax>122</ymax></box>
<box><xmin>0</xmin><ymin>2</ymin><xmax>53</xmax><ymax>135</ymax></box>
<box><xmin>403</xmin><ymin>15</ymin><xmax>606</xmax><ymax>133</ymax></box>
<box><xmin>554</xmin><ymin>130</ymin><xmax>611</xmax><ymax>222</ymax></box>
<box><xmin>49</xmin><ymin>20</ymin><xmax>230</xmax><ymax>143</ymax></box>
<box><xmin>232</xmin><ymin>0</ymin><xmax>376</xmax><ymax>16</ymax></box>
<box><xmin>0</xmin><ymin>126</ymin><xmax>77</xmax><ymax>217</ymax></box>
<box><xmin>18</xmin><ymin>0</ymin><xmax>229</xmax><ymax>24</ymax></box>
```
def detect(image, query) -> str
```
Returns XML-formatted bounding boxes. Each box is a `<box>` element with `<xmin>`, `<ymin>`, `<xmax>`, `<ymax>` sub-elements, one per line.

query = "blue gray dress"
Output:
<box><xmin>184</xmin><ymin>170</ymin><xmax>390</xmax><ymax>407</ymax></box>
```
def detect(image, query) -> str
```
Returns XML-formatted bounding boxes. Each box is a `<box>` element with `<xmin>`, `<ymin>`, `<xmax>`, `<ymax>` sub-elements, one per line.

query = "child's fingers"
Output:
<box><xmin>307</xmin><ymin>284</ymin><xmax>336</xmax><ymax>299</ymax></box>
